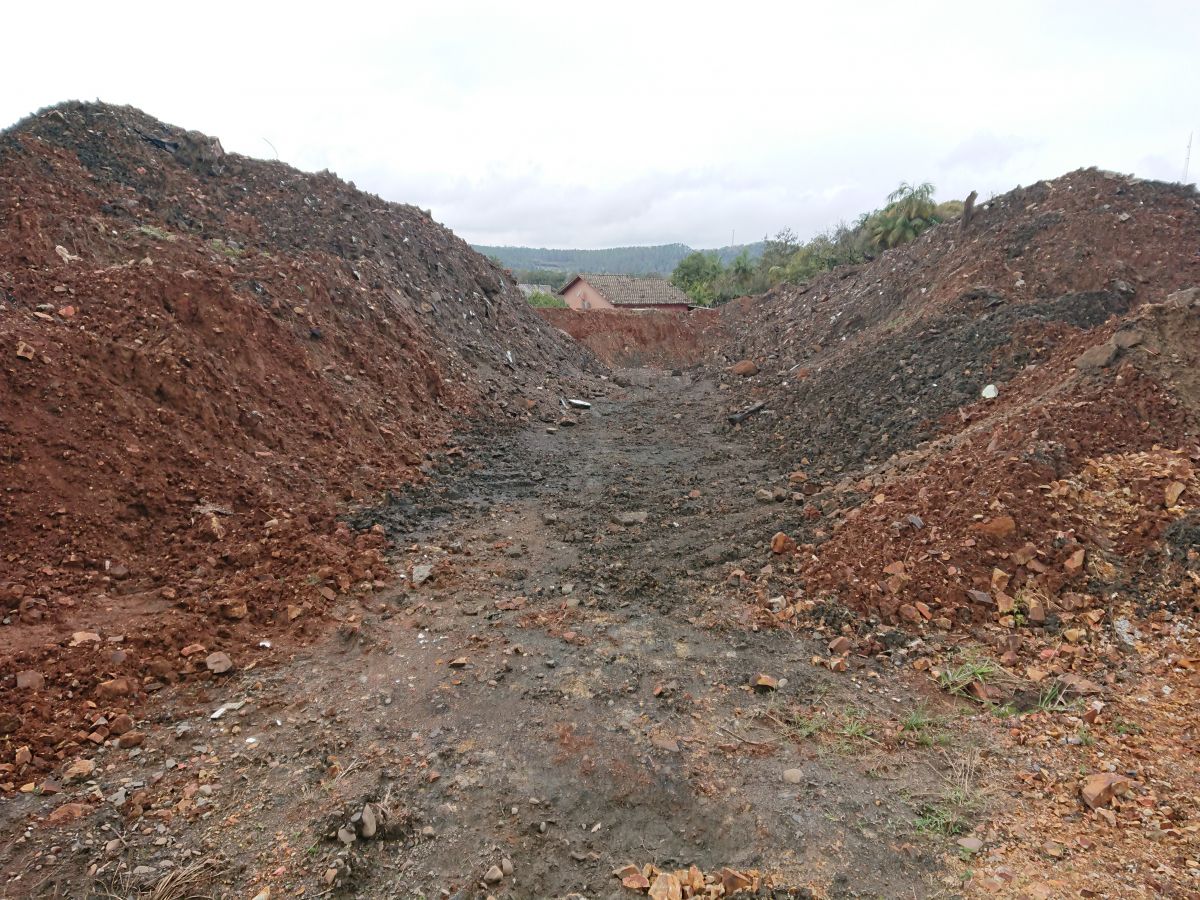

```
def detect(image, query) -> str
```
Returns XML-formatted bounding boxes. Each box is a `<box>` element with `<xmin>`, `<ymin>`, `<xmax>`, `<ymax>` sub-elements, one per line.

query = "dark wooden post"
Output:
<box><xmin>961</xmin><ymin>190</ymin><xmax>978</xmax><ymax>234</ymax></box>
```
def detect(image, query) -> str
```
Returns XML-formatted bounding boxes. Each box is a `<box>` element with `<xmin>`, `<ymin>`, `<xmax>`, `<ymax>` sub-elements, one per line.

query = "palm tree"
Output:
<box><xmin>870</xmin><ymin>182</ymin><xmax>938</xmax><ymax>249</ymax></box>
<box><xmin>731</xmin><ymin>250</ymin><xmax>754</xmax><ymax>287</ymax></box>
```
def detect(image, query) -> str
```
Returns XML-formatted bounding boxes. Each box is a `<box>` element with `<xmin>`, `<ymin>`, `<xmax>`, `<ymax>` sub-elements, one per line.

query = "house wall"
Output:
<box><xmin>538</xmin><ymin>307</ymin><xmax>720</xmax><ymax>367</ymax></box>
<box><xmin>563</xmin><ymin>279</ymin><xmax>615</xmax><ymax>311</ymax></box>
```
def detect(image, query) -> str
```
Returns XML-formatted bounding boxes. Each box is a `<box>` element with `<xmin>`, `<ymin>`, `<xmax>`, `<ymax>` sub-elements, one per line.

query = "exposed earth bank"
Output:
<box><xmin>0</xmin><ymin>101</ymin><xmax>599</xmax><ymax>764</ymax></box>
<box><xmin>537</xmin><ymin>308</ymin><xmax>723</xmax><ymax>369</ymax></box>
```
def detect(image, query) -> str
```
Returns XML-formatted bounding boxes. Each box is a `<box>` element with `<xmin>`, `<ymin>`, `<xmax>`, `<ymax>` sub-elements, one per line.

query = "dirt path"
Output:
<box><xmin>4</xmin><ymin>371</ymin><xmax>983</xmax><ymax>899</ymax></box>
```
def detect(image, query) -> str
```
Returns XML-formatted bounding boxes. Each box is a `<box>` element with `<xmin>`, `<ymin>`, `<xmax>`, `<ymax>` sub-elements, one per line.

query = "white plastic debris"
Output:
<box><xmin>210</xmin><ymin>699</ymin><xmax>247</xmax><ymax>720</ymax></box>
<box><xmin>981</xmin><ymin>384</ymin><xmax>998</xmax><ymax>400</ymax></box>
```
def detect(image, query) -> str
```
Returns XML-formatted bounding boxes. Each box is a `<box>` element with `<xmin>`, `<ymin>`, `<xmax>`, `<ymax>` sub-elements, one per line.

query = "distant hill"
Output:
<box><xmin>474</xmin><ymin>242</ymin><xmax>766</xmax><ymax>277</ymax></box>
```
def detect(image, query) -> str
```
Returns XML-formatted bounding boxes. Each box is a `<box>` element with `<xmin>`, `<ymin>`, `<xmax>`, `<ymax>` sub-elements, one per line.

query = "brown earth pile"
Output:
<box><xmin>717</xmin><ymin>168</ymin><xmax>1200</xmax><ymax>634</ymax></box>
<box><xmin>538</xmin><ymin>307</ymin><xmax>722</xmax><ymax>368</ymax></box>
<box><xmin>0</xmin><ymin>102</ymin><xmax>600</xmax><ymax>762</ymax></box>
<box><xmin>715</xmin><ymin>170</ymin><xmax>1200</xmax><ymax>895</ymax></box>
<box><xmin>721</xmin><ymin>169</ymin><xmax>1200</xmax><ymax>473</ymax></box>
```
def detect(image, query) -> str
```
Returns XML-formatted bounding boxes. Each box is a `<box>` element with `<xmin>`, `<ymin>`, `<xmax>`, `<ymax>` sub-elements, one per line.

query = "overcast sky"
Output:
<box><xmin>4</xmin><ymin>1</ymin><xmax>1198</xmax><ymax>249</ymax></box>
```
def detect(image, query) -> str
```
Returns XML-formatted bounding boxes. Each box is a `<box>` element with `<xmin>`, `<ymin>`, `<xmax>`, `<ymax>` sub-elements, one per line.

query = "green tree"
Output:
<box><xmin>934</xmin><ymin>199</ymin><xmax>965</xmax><ymax>220</ymax></box>
<box><xmin>870</xmin><ymin>182</ymin><xmax>939</xmax><ymax>249</ymax></box>
<box><xmin>670</xmin><ymin>251</ymin><xmax>725</xmax><ymax>305</ymax></box>
<box><xmin>731</xmin><ymin>249</ymin><xmax>754</xmax><ymax>289</ymax></box>
<box><xmin>761</xmin><ymin>227</ymin><xmax>801</xmax><ymax>271</ymax></box>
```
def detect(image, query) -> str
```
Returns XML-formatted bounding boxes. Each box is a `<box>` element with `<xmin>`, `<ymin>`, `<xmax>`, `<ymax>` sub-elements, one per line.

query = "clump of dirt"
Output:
<box><xmin>538</xmin><ymin>307</ymin><xmax>723</xmax><ymax>368</ymax></box>
<box><xmin>0</xmin><ymin>101</ymin><xmax>601</xmax><ymax>759</ymax></box>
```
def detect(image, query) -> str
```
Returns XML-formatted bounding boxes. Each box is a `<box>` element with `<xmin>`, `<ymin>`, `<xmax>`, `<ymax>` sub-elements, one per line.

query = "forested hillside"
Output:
<box><xmin>476</xmin><ymin>241</ymin><xmax>764</xmax><ymax>276</ymax></box>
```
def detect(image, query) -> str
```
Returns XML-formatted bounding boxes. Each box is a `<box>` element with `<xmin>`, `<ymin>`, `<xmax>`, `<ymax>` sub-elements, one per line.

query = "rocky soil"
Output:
<box><xmin>2</xmin><ymin>370</ymin><xmax>983</xmax><ymax>899</ymax></box>
<box><xmin>2</xmin><ymin>110</ymin><xmax>1199</xmax><ymax>900</ymax></box>
<box><xmin>711</xmin><ymin>170</ymin><xmax>1200</xmax><ymax>897</ymax></box>
<box><xmin>0</xmin><ymin>102</ymin><xmax>598</xmax><ymax>784</ymax></box>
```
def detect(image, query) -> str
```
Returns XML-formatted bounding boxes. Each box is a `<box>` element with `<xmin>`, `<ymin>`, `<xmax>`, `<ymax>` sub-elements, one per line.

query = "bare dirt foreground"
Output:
<box><xmin>2</xmin><ymin>368</ymin><xmax>999</xmax><ymax>899</ymax></box>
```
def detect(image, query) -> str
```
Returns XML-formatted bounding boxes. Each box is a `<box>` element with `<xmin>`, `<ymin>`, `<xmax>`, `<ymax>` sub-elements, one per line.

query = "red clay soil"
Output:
<box><xmin>538</xmin><ymin>307</ymin><xmax>722</xmax><ymax>368</ymax></box>
<box><xmin>790</xmin><ymin>309</ymin><xmax>1197</xmax><ymax>629</ymax></box>
<box><xmin>710</xmin><ymin>172</ymin><xmax>1200</xmax><ymax>896</ymax></box>
<box><xmin>715</xmin><ymin>169</ymin><xmax>1200</xmax><ymax>646</ymax></box>
<box><xmin>0</xmin><ymin>102</ymin><xmax>599</xmax><ymax>767</ymax></box>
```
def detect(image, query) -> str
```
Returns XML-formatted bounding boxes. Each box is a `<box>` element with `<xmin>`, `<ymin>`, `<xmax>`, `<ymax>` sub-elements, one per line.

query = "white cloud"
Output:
<box><xmin>4</xmin><ymin>0</ymin><xmax>1198</xmax><ymax>248</ymax></box>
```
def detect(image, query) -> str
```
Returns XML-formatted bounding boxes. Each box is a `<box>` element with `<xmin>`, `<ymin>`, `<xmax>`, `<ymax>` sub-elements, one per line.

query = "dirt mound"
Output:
<box><xmin>0</xmin><ymin>102</ymin><xmax>600</xmax><ymax>761</ymax></box>
<box><xmin>714</xmin><ymin>169</ymin><xmax>1200</xmax><ymax>633</ymax></box>
<box><xmin>724</xmin><ymin>168</ymin><xmax>1199</xmax><ymax>370</ymax></box>
<box><xmin>720</xmin><ymin>170</ymin><xmax>1200</xmax><ymax>471</ymax></box>
<box><xmin>710</xmin><ymin>175</ymin><xmax>1200</xmax><ymax>895</ymax></box>
<box><xmin>538</xmin><ymin>307</ymin><xmax>722</xmax><ymax>368</ymax></box>
<box><xmin>790</xmin><ymin>299</ymin><xmax>1198</xmax><ymax>627</ymax></box>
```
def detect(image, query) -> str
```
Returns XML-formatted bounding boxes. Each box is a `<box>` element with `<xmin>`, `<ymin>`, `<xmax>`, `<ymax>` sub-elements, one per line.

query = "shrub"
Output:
<box><xmin>526</xmin><ymin>291</ymin><xmax>566</xmax><ymax>308</ymax></box>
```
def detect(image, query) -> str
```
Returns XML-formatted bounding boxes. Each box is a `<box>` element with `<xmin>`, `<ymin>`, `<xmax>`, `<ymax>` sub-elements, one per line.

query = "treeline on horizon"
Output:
<box><xmin>476</xmin><ymin>241</ymin><xmax>766</xmax><ymax>286</ymax></box>
<box><xmin>671</xmin><ymin>183</ymin><xmax>964</xmax><ymax>306</ymax></box>
<box><xmin>485</xmin><ymin>181</ymin><xmax>962</xmax><ymax>306</ymax></box>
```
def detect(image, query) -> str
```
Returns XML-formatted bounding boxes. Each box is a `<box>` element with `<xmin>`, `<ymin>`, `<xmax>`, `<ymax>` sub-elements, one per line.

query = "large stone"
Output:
<box><xmin>1074</xmin><ymin>342</ymin><xmax>1118</xmax><ymax>371</ymax></box>
<box><xmin>1165</xmin><ymin>481</ymin><xmax>1186</xmax><ymax>508</ymax></box>
<box><xmin>63</xmin><ymin>758</ymin><xmax>95</xmax><ymax>782</ymax></box>
<box><xmin>614</xmin><ymin>510</ymin><xmax>648</xmax><ymax>526</ymax></box>
<box><xmin>1166</xmin><ymin>286</ymin><xmax>1200</xmax><ymax>306</ymax></box>
<box><xmin>45</xmin><ymin>802</ymin><xmax>89</xmax><ymax>826</ymax></box>
<box><xmin>95</xmin><ymin>677</ymin><xmax>136</xmax><ymax>699</ymax></box>
<box><xmin>1081</xmin><ymin>772</ymin><xmax>1131</xmax><ymax>809</ymax></box>
<box><xmin>1113</xmin><ymin>329</ymin><xmax>1142</xmax><ymax>349</ymax></box>
<box><xmin>360</xmin><ymin>803</ymin><xmax>378</xmax><ymax>838</ymax></box>
<box><xmin>16</xmin><ymin>670</ymin><xmax>44</xmax><ymax>691</ymax></box>
<box><xmin>117</xmin><ymin>730</ymin><xmax>145</xmax><ymax>749</ymax></box>
<box><xmin>973</xmin><ymin>515</ymin><xmax>1016</xmax><ymax>539</ymax></box>
<box><xmin>1063</xmin><ymin>548</ymin><xmax>1086</xmax><ymax>575</ymax></box>
<box><xmin>648</xmin><ymin>872</ymin><xmax>682</xmax><ymax>900</ymax></box>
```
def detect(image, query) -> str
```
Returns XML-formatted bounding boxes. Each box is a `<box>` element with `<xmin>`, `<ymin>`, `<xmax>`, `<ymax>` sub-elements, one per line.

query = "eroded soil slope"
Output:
<box><xmin>0</xmin><ymin>102</ymin><xmax>599</xmax><ymax>769</ymax></box>
<box><xmin>713</xmin><ymin>170</ymin><xmax>1200</xmax><ymax>896</ymax></box>
<box><xmin>538</xmin><ymin>308</ymin><xmax>722</xmax><ymax>369</ymax></box>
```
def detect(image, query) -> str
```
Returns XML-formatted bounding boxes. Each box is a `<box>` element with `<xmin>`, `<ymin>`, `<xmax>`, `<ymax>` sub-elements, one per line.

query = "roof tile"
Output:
<box><xmin>561</xmin><ymin>274</ymin><xmax>691</xmax><ymax>307</ymax></box>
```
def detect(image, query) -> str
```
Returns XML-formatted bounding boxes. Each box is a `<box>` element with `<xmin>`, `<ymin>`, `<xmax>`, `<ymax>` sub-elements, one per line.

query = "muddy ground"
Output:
<box><xmin>1</xmin><ymin>369</ymin><xmax>989</xmax><ymax>898</ymax></box>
